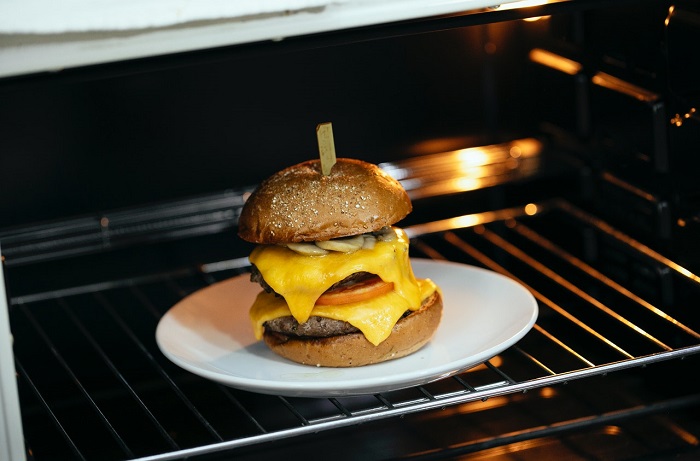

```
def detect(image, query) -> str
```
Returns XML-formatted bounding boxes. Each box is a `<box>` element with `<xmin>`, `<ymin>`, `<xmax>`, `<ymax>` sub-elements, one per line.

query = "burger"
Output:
<box><xmin>237</xmin><ymin>157</ymin><xmax>442</xmax><ymax>367</ymax></box>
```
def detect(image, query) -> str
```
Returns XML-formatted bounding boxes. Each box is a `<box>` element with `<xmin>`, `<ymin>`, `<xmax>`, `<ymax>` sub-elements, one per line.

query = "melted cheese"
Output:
<box><xmin>248</xmin><ymin>227</ymin><xmax>437</xmax><ymax>345</ymax></box>
<box><xmin>250</xmin><ymin>278</ymin><xmax>438</xmax><ymax>346</ymax></box>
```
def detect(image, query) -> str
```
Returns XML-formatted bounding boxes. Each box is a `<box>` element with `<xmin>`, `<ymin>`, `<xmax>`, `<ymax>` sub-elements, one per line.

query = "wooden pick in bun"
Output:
<box><xmin>238</xmin><ymin>158</ymin><xmax>442</xmax><ymax>367</ymax></box>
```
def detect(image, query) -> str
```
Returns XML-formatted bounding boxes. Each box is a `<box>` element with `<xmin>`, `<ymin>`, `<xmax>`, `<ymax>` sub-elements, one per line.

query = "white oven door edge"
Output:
<box><xmin>0</xmin><ymin>244</ymin><xmax>25</xmax><ymax>461</ymax></box>
<box><xmin>0</xmin><ymin>0</ymin><xmax>516</xmax><ymax>78</ymax></box>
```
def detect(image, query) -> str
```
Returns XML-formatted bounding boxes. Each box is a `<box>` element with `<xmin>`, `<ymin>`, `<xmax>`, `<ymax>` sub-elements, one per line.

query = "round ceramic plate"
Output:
<box><xmin>156</xmin><ymin>259</ymin><xmax>538</xmax><ymax>397</ymax></box>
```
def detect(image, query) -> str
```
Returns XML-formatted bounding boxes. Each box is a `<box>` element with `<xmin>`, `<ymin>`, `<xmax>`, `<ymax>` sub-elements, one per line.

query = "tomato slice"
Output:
<box><xmin>316</xmin><ymin>275</ymin><xmax>394</xmax><ymax>306</ymax></box>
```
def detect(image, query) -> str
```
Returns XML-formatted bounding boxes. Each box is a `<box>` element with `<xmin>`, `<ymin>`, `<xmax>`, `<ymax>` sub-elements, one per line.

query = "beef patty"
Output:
<box><xmin>264</xmin><ymin>315</ymin><xmax>361</xmax><ymax>337</ymax></box>
<box><xmin>250</xmin><ymin>265</ymin><xmax>405</xmax><ymax>337</ymax></box>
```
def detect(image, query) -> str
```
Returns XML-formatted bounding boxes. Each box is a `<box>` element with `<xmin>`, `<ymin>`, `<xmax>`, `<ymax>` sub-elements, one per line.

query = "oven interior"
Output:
<box><xmin>1</xmin><ymin>1</ymin><xmax>700</xmax><ymax>460</ymax></box>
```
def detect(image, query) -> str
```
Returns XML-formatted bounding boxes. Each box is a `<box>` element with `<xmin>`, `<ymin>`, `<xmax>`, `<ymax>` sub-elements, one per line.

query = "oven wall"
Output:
<box><xmin>0</xmin><ymin>25</ymin><xmax>526</xmax><ymax>230</ymax></box>
<box><xmin>1</xmin><ymin>0</ymin><xmax>697</xmax><ymax>269</ymax></box>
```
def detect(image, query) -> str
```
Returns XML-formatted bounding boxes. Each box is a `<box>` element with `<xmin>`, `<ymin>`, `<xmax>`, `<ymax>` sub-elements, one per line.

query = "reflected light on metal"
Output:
<box><xmin>385</xmin><ymin>138</ymin><xmax>543</xmax><ymax>200</ymax></box>
<box><xmin>512</xmin><ymin>222</ymin><xmax>700</xmax><ymax>340</ymax></box>
<box><xmin>453</xmin><ymin>177</ymin><xmax>482</xmax><ymax>192</ymax></box>
<box><xmin>443</xmin><ymin>229</ymin><xmax>623</xmax><ymax>362</ymax></box>
<box><xmin>456</xmin><ymin>147</ymin><xmax>490</xmax><ymax>167</ymax></box>
<box><xmin>463</xmin><ymin>356</ymin><xmax>503</xmax><ymax>373</ymax></box>
<box><xmin>592</xmin><ymin>72</ymin><xmax>659</xmax><ymax>102</ymax></box>
<box><xmin>477</xmin><ymin>226</ymin><xmax>673</xmax><ymax>352</ymax></box>
<box><xmin>494</xmin><ymin>0</ymin><xmax>553</xmax><ymax>21</ymax></box>
<box><xmin>405</xmin><ymin>202</ymin><xmax>551</xmax><ymax>239</ymax></box>
<box><xmin>665</xmin><ymin>5</ymin><xmax>674</xmax><ymax>26</ymax></box>
<box><xmin>500</xmin><ymin>0</ymin><xmax>549</xmax><ymax>7</ymax></box>
<box><xmin>555</xmin><ymin>200</ymin><xmax>700</xmax><ymax>285</ymax></box>
<box><xmin>670</xmin><ymin>423</ymin><xmax>700</xmax><ymax>446</ymax></box>
<box><xmin>529</xmin><ymin>48</ymin><xmax>582</xmax><ymax>75</ymax></box>
<box><xmin>539</xmin><ymin>387</ymin><xmax>557</xmax><ymax>398</ymax></box>
<box><xmin>670</xmin><ymin>107</ymin><xmax>696</xmax><ymax>127</ymax></box>
<box><xmin>455</xmin><ymin>139</ymin><xmax>538</xmax><ymax>170</ymax></box>
<box><xmin>494</xmin><ymin>0</ymin><xmax>551</xmax><ymax>10</ymax></box>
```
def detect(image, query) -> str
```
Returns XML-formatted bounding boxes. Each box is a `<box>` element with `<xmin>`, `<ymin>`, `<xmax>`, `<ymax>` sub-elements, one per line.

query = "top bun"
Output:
<box><xmin>238</xmin><ymin>158</ymin><xmax>412</xmax><ymax>244</ymax></box>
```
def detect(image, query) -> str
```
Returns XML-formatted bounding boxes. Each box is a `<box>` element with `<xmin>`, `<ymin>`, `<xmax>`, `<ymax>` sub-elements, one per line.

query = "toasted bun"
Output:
<box><xmin>238</xmin><ymin>158</ymin><xmax>412</xmax><ymax>244</ymax></box>
<box><xmin>262</xmin><ymin>290</ymin><xmax>442</xmax><ymax>367</ymax></box>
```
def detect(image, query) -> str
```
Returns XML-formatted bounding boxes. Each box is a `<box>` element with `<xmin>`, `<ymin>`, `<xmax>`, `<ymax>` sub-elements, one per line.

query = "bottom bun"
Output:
<box><xmin>263</xmin><ymin>290</ymin><xmax>443</xmax><ymax>367</ymax></box>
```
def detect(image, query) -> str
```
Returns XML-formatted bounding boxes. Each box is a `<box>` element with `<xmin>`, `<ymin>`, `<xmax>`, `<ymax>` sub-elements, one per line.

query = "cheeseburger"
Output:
<box><xmin>238</xmin><ymin>158</ymin><xmax>442</xmax><ymax>367</ymax></box>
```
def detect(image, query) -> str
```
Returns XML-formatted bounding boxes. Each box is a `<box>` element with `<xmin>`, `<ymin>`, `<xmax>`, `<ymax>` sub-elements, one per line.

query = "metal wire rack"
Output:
<box><xmin>7</xmin><ymin>195</ymin><xmax>700</xmax><ymax>461</ymax></box>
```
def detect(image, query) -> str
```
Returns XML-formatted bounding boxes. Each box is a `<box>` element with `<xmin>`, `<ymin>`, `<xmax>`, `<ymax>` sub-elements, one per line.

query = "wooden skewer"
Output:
<box><xmin>316</xmin><ymin>122</ymin><xmax>336</xmax><ymax>176</ymax></box>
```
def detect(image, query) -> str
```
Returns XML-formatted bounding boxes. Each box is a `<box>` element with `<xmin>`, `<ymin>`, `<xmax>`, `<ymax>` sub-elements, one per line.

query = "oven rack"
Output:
<box><xmin>6</xmin><ymin>197</ymin><xmax>700</xmax><ymax>461</ymax></box>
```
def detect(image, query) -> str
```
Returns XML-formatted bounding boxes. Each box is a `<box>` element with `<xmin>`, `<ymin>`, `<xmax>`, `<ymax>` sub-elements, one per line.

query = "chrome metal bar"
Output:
<box><xmin>217</xmin><ymin>386</ymin><xmax>269</xmax><ymax>435</ymax></box>
<box><xmin>14</xmin><ymin>359</ymin><xmax>84</xmax><ymax>460</ymax></box>
<box><xmin>277</xmin><ymin>396</ymin><xmax>310</xmax><ymax>425</ymax></box>
<box><xmin>442</xmin><ymin>230</ymin><xmax>634</xmax><ymax>361</ymax></box>
<box><xmin>126</xmin><ymin>344</ymin><xmax>700</xmax><ymax>461</ymax></box>
<box><xmin>451</xmin><ymin>375</ymin><xmax>478</xmax><ymax>393</ymax></box>
<box><xmin>404</xmin><ymin>202</ymin><xmax>555</xmax><ymax>240</ymax></box>
<box><xmin>475</xmin><ymin>226</ymin><xmax>674</xmax><ymax>351</ymax></box>
<box><xmin>399</xmin><ymin>393</ymin><xmax>700</xmax><ymax>460</ymax></box>
<box><xmin>554</xmin><ymin>200</ymin><xmax>700</xmax><ymax>285</ymax></box>
<box><xmin>19</xmin><ymin>305</ymin><xmax>134</xmax><ymax>458</ymax></box>
<box><xmin>96</xmin><ymin>289</ymin><xmax>224</xmax><ymax>443</ymax></box>
<box><xmin>58</xmin><ymin>297</ymin><xmax>179</xmax><ymax>451</ymax></box>
<box><xmin>512</xmin><ymin>343</ymin><xmax>559</xmax><ymax>375</ymax></box>
<box><xmin>132</xmin><ymin>280</ymin><xmax>270</xmax><ymax>437</ymax></box>
<box><xmin>416</xmin><ymin>386</ymin><xmax>436</xmax><ymax>400</ymax></box>
<box><xmin>511</xmin><ymin>221</ymin><xmax>700</xmax><ymax>340</ymax></box>
<box><xmin>328</xmin><ymin>398</ymin><xmax>353</xmax><ymax>418</ymax></box>
<box><xmin>374</xmin><ymin>394</ymin><xmax>394</xmax><ymax>409</ymax></box>
<box><xmin>485</xmin><ymin>361</ymin><xmax>517</xmax><ymax>385</ymax></box>
<box><xmin>8</xmin><ymin>267</ymin><xmax>194</xmax><ymax>306</ymax></box>
<box><xmin>9</xmin><ymin>199</ymin><xmax>700</xmax><ymax>461</ymax></box>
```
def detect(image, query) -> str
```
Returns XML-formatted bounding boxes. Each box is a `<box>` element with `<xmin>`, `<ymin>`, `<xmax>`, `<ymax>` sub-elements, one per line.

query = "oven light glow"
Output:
<box><xmin>423</xmin><ymin>394</ymin><xmax>511</xmax><ymax>419</ymax></box>
<box><xmin>670</xmin><ymin>107</ymin><xmax>696</xmax><ymax>127</ymax></box>
<box><xmin>456</xmin><ymin>147</ymin><xmax>489</xmax><ymax>167</ymax></box>
<box><xmin>515</xmin><ymin>138</ymin><xmax>542</xmax><ymax>155</ymax></box>
<box><xmin>454</xmin><ymin>177</ymin><xmax>483</xmax><ymax>192</ymax></box>
<box><xmin>524</xmin><ymin>203</ymin><xmax>538</xmax><ymax>215</ymax></box>
<box><xmin>539</xmin><ymin>387</ymin><xmax>557</xmax><ymax>398</ymax></box>
<box><xmin>603</xmin><ymin>426</ymin><xmax>624</xmax><ymax>436</ymax></box>
<box><xmin>452</xmin><ymin>213</ymin><xmax>482</xmax><ymax>229</ymax></box>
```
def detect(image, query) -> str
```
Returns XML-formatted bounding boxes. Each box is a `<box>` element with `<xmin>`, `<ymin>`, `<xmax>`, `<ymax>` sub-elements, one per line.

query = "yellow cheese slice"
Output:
<box><xmin>249</xmin><ymin>227</ymin><xmax>420</xmax><ymax>324</ymax></box>
<box><xmin>250</xmin><ymin>278</ymin><xmax>438</xmax><ymax>345</ymax></box>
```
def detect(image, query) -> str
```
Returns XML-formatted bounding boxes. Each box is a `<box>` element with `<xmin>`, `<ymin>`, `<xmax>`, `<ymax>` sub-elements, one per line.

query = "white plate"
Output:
<box><xmin>156</xmin><ymin>259</ymin><xmax>538</xmax><ymax>397</ymax></box>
